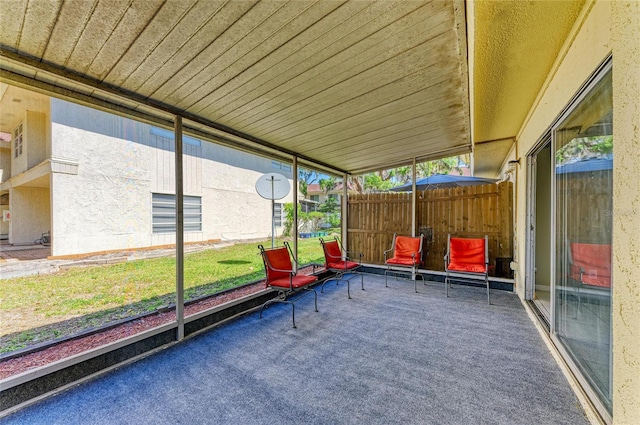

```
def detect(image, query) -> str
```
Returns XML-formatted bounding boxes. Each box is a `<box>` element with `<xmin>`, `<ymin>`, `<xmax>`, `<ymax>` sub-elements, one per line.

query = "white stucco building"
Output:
<box><xmin>0</xmin><ymin>85</ymin><xmax>293</xmax><ymax>256</ymax></box>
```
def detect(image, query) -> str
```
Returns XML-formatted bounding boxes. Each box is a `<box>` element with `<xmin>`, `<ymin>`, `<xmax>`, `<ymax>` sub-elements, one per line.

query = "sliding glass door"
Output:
<box><xmin>553</xmin><ymin>65</ymin><xmax>613</xmax><ymax>413</ymax></box>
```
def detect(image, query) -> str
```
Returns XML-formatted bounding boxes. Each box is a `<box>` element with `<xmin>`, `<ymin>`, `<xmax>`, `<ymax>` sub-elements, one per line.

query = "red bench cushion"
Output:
<box><xmin>327</xmin><ymin>260</ymin><xmax>360</xmax><ymax>271</ymax></box>
<box><xmin>569</xmin><ymin>243</ymin><xmax>611</xmax><ymax>288</ymax></box>
<box><xmin>447</xmin><ymin>237</ymin><xmax>487</xmax><ymax>274</ymax></box>
<box><xmin>387</xmin><ymin>236</ymin><xmax>421</xmax><ymax>266</ymax></box>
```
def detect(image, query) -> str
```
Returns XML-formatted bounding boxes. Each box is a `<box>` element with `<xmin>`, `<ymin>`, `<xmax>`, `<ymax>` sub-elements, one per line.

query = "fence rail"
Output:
<box><xmin>347</xmin><ymin>182</ymin><xmax>513</xmax><ymax>275</ymax></box>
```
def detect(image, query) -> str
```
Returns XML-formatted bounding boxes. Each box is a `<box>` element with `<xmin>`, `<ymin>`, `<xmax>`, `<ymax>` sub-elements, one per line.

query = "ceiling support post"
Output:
<box><xmin>174</xmin><ymin>115</ymin><xmax>184</xmax><ymax>341</ymax></box>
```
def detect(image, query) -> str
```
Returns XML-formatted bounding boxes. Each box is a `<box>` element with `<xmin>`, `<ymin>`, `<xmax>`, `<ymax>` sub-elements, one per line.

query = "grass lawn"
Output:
<box><xmin>0</xmin><ymin>237</ymin><xmax>326</xmax><ymax>354</ymax></box>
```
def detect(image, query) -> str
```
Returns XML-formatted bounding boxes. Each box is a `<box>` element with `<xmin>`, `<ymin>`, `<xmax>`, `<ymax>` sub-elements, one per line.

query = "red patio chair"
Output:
<box><xmin>444</xmin><ymin>235</ymin><xmax>490</xmax><ymax>303</ymax></box>
<box><xmin>320</xmin><ymin>237</ymin><xmax>363</xmax><ymax>299</ymax></box>
<box><xmin>568</xmin><ymin>242</ymin><xmax>611</xmax><ymax>312</ymax></box>
<box><xmin>384</xmin><ymin>233</ymin><xmax>424</xmax><ymax>292</ymax></box>
<box><xmin>258</xmin><ymin>242</ymin><xmax>318</xmax><ymax>328</ymax></box>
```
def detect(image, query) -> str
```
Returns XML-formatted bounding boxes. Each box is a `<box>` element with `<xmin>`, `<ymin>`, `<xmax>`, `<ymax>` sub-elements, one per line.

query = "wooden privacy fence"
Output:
<box><xmin>347</xmin><ymin>182</ymin><xmax>513</xmax><ymax>276</ymax></box>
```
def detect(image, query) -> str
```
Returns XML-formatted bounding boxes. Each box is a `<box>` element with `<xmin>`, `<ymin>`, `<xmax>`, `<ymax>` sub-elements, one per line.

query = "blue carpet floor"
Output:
<box><xmin>1</xmin><ymin>275</ymin><xmax>588</xmax><ymax>424</ymax></box>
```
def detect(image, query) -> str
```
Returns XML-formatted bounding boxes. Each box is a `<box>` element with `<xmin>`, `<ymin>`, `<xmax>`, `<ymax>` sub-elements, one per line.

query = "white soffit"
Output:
<box><xmin>0</xmin><ymin>0</ymin><xmax>471</xmax><ymax>175</ymax></box>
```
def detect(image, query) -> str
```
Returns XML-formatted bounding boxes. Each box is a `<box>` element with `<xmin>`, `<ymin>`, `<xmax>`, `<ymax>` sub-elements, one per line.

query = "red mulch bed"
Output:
<box><xmin>0</xmin><ymin>281</ymin><xmax>266</xmax><ymax>380</ymax></box>
<box><xmin>0</xmin><ymin>265</ymin><xmax>321</xmax><ymax>380</ymax></box>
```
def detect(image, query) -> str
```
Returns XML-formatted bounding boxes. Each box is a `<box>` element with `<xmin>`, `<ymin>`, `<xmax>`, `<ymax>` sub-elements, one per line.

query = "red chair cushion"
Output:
<box><xmin>569</xmin><ymin>243</ymin><xmax>611</xmax><ymax>288</ymax></box>
<box><xmin>447</xmin><ymin>237</ymin><xmax>486</xmax><ymax>274</ymax></box>
<box><xmin>387</xmin><ymin>236</ymin><xmax>421</xmax><ymax>266</ymax></box>
<box><xmin>263</xmin><ymin>247</ymin><xmax>293</xmax><ymax>283</ymax></box>
<box><xmin>447</xmin><ymin>262</ymin><xmax>487</xmax><ymax>273</ymax></box>
<box><xmin>327</xmin><ymin>260</ymin><xmax>360</xmax><ymax>271</ymax></box>
<box><xmin>386</xmin><ymin>257</ymin><xmax>416</xmax><ymax>266</ymax></box>
<box><xmin>269</xmin><ymin>274</ymin><xmax>318</xmax><ymax>289</ymax></box>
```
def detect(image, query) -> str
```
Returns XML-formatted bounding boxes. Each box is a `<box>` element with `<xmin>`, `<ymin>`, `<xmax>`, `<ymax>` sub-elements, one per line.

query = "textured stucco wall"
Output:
<box><xmin>200</xmin><ymin>142</ymin><xmax>294</xmax><ymax>241</ymax></box>
<box><xmin>10</xmin><ymin>186</ymin><xmax>50</xmax><ymax>244</ymax></box>
<box><xmin>49</xmin><ymin>99</ymin><xmax>293</xmax><ymax>255</ymax></box>
<box><xmin>25</xmin><ymin>111</ymin><xmax>47</xmax><ymax>170</ymax></box>
<box><xmin>513</xmin><ymin>0</ymin><xmax>611</xmax><ymax>299</ymax></box>
<box><xmin>611</xmin><ymin>2</ymin><xmax>640</xmax><ymax>423</ymax></box>
<box><xmin>511</xmin><ymin>1</ymin><xmax>640</xmax><ymax>423</ymax></box>
<box><xmin>51</xmin><ymin>122</ymin><xmax>152</xmax><ymax>256</ymax></box>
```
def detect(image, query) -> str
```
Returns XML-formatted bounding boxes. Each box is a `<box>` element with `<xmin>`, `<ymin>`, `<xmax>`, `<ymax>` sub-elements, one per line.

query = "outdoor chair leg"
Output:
<box><xmin>259</xmin><ymin>298</ymin><xmax>276</xmax><ymax>318</ymax></box>
<box><xmin>414</xmin><ymin>271</ymin><xmax>424</xmax><ymax>293</ymax></box>
<box><xmin>486</xmin><ymin>277</ymin><xmax>491</xmax><ymax>304</ymax></box>
<box><xmin>321</xmin><ymin>277</ymin><xmax>334</xmax><ymax>293</ymax></box>
<box><xmin>312</xmin><ymin>288</ymin><xmax>318</xmax><ymax>312</ymax></box>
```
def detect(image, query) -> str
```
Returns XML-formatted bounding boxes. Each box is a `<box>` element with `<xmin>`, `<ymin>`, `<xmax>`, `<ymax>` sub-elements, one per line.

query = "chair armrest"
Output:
<box><xmin>325</xmin><ymin>251</ymin><xmax>343</xmax><ymax>261</ymax></box>
<box><xmin>266</xmin><ymin>265</ymin><xmax>295</xmax><ymax>274</ymax></box>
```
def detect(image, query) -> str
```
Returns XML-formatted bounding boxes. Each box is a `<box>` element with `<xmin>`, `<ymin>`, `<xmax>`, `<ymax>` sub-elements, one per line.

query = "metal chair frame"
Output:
<box><xmin>258</xmin><ymin>242</ymin><xmax>318</xmax><ymax>328</ymax></box>
<box><xmin>444</xmin><ymin>234</ymin><xmax>490</xmax><ymax>304</ymax></box>
<box><xmin>320</xmin><ymin>237</ymin><xmax>363</xmax><ymax>299</ymax></box>
<box><xmin>383</xmin><ymin>233</ymin><xmax>424</xmax><ymax>293</ymax></box>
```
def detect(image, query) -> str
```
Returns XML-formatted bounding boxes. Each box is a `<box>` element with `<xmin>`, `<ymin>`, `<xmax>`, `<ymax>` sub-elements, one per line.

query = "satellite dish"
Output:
<box><xmin>255</xmin><ymin>173</ymin><xmax>290</xmax><ymax>200</ymax></box>
<box><xmin>256</xmin><ymin>173</ymin><xmax>290</xmax><ymax>248</ymax></box>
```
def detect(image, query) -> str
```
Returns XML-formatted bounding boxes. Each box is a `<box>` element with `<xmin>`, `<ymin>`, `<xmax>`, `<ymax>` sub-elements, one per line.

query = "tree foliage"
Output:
<box><xmin>555</xmin><ymin>136</ymin><xmax>612</xmax><ymax>165</ymax></box>
<box><xmin>297</xmin><ymin>169</ymin><xmax>318</xmax><ymax>198</ymax></box>
<box><xmin>349</xmin><ymin>155</ymin><xmax>468</xmax><ymax>193</ymax></box>
<box><xmin>319</xmin><ymin>176</ymin><xmax>337</xmax><ymax>193</ymax></box>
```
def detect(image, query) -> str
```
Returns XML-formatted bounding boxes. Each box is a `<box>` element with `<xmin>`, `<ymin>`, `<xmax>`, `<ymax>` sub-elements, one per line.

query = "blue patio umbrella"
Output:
<box><xmin>389</xmin><ymin>174</ymin><xmax>498</xmax><ymax>191</ymax></box>
<box><xmin>555</xmin><ymin>157</ymin><xmax>612</xmax><ymax>174</ymax></box>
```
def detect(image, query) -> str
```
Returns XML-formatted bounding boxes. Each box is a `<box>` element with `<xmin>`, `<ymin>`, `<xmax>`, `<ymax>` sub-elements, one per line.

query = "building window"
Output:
<box><xmin>152</xmin><ymin>193</ymin><xmax>202</xmax><ymax>233</ymax></box>
<box><xmin>271</xmin><ymin>160</ymin><xmax>291</xmax><ymax>172</ymax></box>
<box><xmin>310</xmin><ymin>195</ymin><xmax>320</xmax><ymax>202</ymax></box>
<box><xmin>150</xmin><ymin>126</ymin><xmax>202</xmax><ymax>146</ymax></box>
<box><xmin>14</xmin><ymin>123</ymin><xmax>23</xmax><ymax>158</ymax></box>
<box><xmin>274</xmin><ymin>202</ymin><xmax>283</xmax><ymax>227</ymax></box>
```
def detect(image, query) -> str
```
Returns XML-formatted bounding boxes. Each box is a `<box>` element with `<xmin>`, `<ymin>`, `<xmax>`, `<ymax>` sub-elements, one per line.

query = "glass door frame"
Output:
<box><xmin>525</xmin><ymin>134</ymin><xmax>554</xmax><ymax>327</ymax></box>
<box><xmin>525</xmin><ymin>56</ymin><xmax>613</xmax><ymax>423</ymax></box>
<box><xmin>549</xmin><ymin>58</ymin><xmax>613</xmax><ymax>422</ymax></box>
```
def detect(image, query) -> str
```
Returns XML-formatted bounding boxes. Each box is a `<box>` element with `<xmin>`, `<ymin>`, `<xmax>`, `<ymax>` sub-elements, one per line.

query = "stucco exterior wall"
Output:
<box><xmin>611</xmin><ymin>2</ymin><xmax>640</xmax><ymax>423</ymax></box>
<box><xmin>25</xmin><ymin>111</ymin><xmax>47</xmax><ymax>170</ymax></box>
<box><xmin>49</xmin><ymin>99</ymin><xmax>293</xmax><ymax>255</ymax></box>
<box><xmin>512</xmin><ymin>1</ymin><xmax>639</xmax><ymax>423</ymax></box>
<box><xmin>10</xmin><ymin>186</ymin><xmax>50</xmax><ymax>244</ymax></box>
<box><xmin>514</xmin><ymin>0</ymin><xmax>611</xmax><ymax>299</ymax></box>
<box><xmin>200</xmin><ymin>142</ymin><xmax>294</xmax><ymax>241</ymax></box>
<box><xmin>50</xmin><ymin>122</ymin><xmax>152</xmax><ymax>256</ymax></box>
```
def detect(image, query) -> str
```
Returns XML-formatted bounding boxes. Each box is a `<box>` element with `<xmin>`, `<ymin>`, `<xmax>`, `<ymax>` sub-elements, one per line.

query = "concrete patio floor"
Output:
<box><xmin>0</xmin><ymin>275</ymin><xmax>588</xmax><ymax>424</ymax></box>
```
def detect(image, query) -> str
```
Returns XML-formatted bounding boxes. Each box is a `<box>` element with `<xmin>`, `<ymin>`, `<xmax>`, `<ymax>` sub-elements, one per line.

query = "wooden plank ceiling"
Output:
<box><xmin>0</xmin><ymin>0</ymin><xmax>470</xmax><ymax>175</ymax></box>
